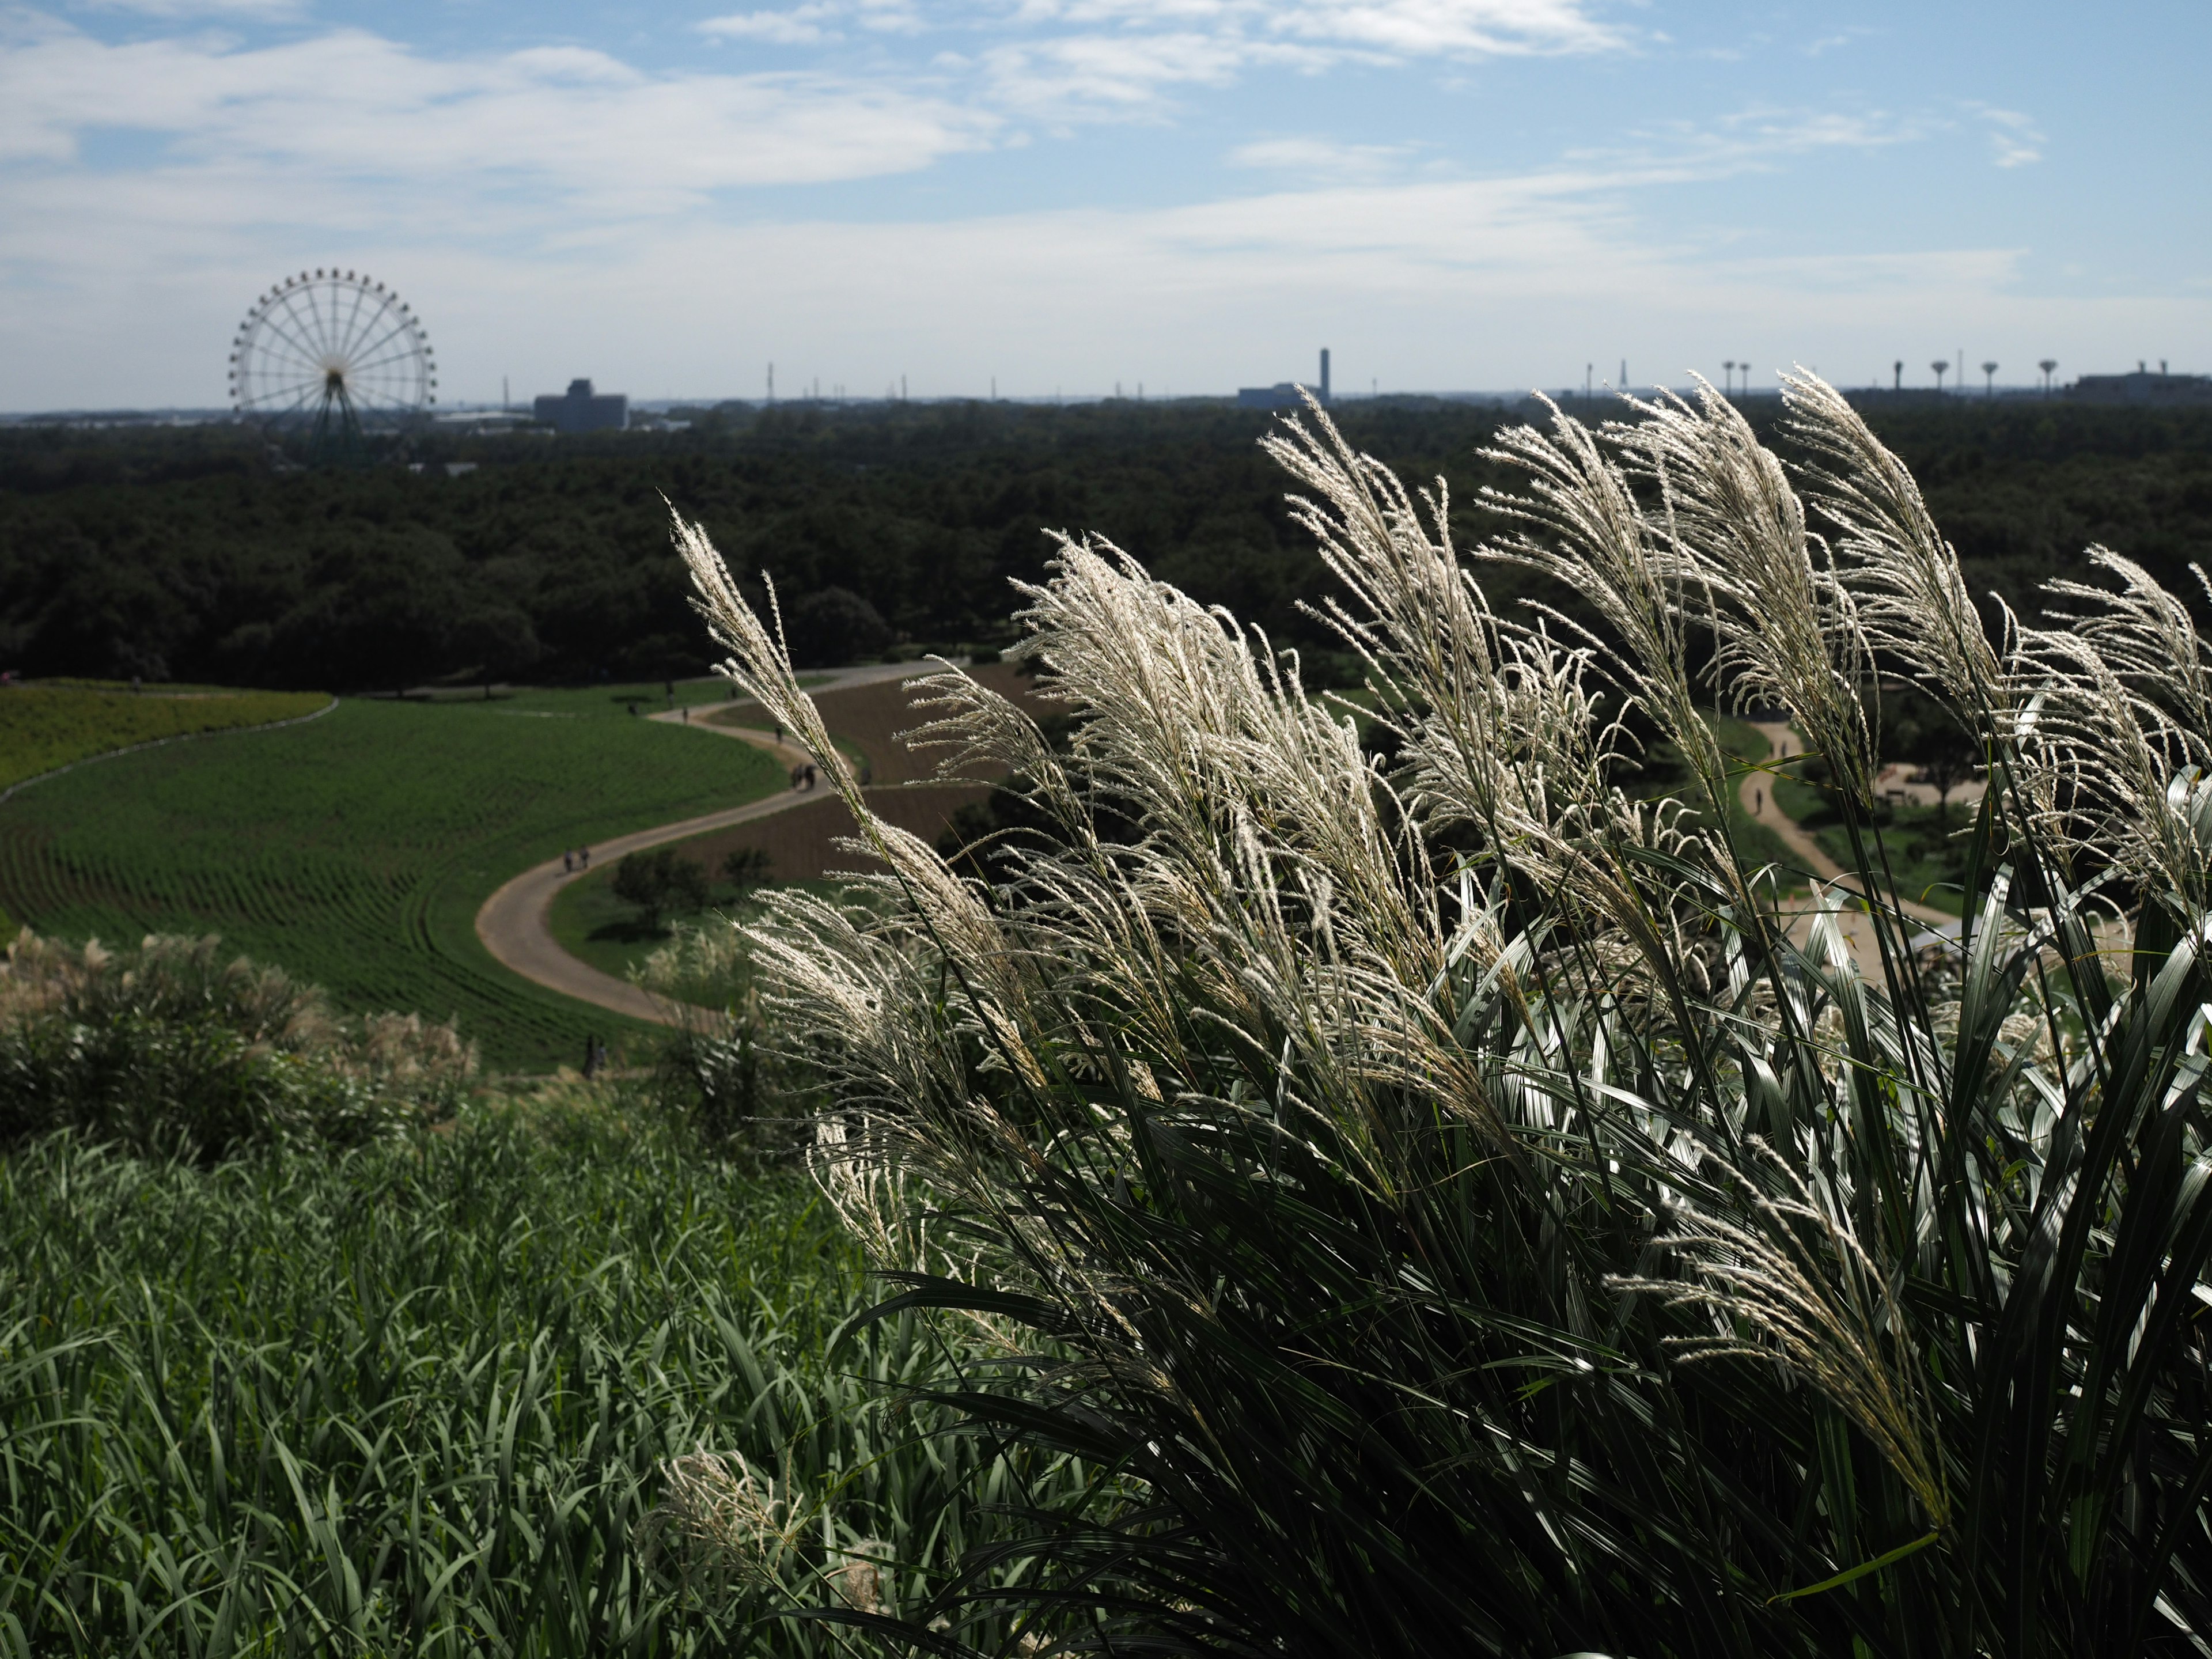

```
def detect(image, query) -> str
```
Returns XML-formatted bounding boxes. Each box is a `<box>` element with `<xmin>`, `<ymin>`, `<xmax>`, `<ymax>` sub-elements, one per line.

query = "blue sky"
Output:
<box><xmin>1</xmin><ymin>0</ymin><xmax>2206</xmax><ymax>408</ymax></box>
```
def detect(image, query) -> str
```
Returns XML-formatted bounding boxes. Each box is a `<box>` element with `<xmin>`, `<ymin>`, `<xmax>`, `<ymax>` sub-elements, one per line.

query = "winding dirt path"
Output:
<box><xmin>472</xmin><ymin>661</ymin><xmax>946</xmax><ymax>1027</ymax></box>
<box><xmin>1739</xmin><ymin>721</ymin><xmax>1957</xmax><ymax>971</ymax></box>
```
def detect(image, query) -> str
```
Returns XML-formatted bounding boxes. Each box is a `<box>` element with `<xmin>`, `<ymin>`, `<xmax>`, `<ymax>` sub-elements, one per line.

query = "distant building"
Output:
<box><xmin>533</xmin><ymin>378</ymin><xmax>629</xmax><ymax>433</ymax></box>
<box><xmin>1238</xmin><ymin>348</ymin><xmax>1332</xmax><ymax>410</ymax></box>
<box><xmin>2070</xmin><ymin>366</ymin><xmax>2212</xmax><ymax>406</ymax></box>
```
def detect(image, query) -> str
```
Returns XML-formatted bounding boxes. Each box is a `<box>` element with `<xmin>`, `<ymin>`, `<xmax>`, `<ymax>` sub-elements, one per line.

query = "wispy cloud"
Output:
<box><xmin>698</xmin><ymin>7</ymin><xmax>840</xmax><ymax>45</ymax></box>
<box><xmin>1972</xmin><ymin>104</ymin><xmax>2043</xmax><ymax>168</ymax></box>
<box><xmin>1227</xmin><ymin>135</ymin><xmax>1416</xmax><ymax>181</ymax></box>
<box><xmin>73</xmin><ymin>0</ymin><xmax>304</xmax><ymax>18</ymax></box>
<box><xmin>0</xmin><ymin>17</ymin><xmax>997</xmax><ymax>204</ymax></box>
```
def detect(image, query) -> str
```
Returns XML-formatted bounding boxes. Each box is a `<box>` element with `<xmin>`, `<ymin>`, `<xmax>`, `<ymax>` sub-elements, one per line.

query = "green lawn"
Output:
<box><xmin>0</xmin><ymin>696</ymin><xmax>780</xmax><ymax>1069</ymax></box>
<box><xmin>0</xmin><ymin>682</ymin><xmax>328</xmax><ymax>791</ymax></box>
<box><xmin>546</xmin><ymin>858</ymin><xmax>769</xmax><ymax>981</ymax></box>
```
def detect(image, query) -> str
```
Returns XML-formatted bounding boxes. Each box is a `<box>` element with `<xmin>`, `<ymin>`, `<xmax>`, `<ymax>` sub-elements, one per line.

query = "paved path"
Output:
<box><xmin>472</xmin><ymin>661</ymin><xmax>933</xmax><ymax>1026</ymax></box>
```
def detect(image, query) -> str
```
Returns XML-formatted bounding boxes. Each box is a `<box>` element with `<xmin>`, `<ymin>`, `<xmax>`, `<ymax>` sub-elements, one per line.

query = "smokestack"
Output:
<box><xmin>1320</xmin><ymin>347</ymin><xmax>1331</xmax><ymax>405</ymax></box>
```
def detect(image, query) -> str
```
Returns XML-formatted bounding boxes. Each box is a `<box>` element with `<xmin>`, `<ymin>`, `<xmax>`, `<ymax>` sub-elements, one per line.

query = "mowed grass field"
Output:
<box><xmin>0</xmin><ymin>690</ymin><xmax>779</xmax><ymax>1069</ymax></box>
<box><xmin>0</xmin><ymin>681</ymin><xmax>329</xmax><ymax>791</ymax></box>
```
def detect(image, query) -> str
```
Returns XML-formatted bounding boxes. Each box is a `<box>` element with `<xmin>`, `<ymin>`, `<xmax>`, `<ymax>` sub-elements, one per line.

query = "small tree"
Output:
<box><xmin>719</xmin><ymin>847</ymin><xmax>772</xmax><ymax>893</ymax></box>
<box><xmin>1916</xmin><ymin>732</ymin><xmax>1976</xmax><ymax>819</ymax></box>
<box><xmin>611</xmin><ymin>847</ymin><xmax>709</xmax><ymax>929</ymax></box>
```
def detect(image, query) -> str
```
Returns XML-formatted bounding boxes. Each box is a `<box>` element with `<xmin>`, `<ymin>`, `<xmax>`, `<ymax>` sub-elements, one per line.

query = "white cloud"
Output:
<box><xmin>980</xmin><ymin>29</ymin><xmax>1296</xmax><ymax>112</ymax></box>
<box><xmin>974</xmin><ymin>0</ymin><xmax>1620</xmax><ymax>110</ymax></box>
<box><xmin>1974</xmin><ymin>105</ymin><xmax>2043</xmax><ymax>168</ymax></box>
<box><xmin>0</xmin><ymin>17</ymin><xmax>997</xmax><ymax>208</ymax></box>
<box><xmin>1010</xmin><ymin>0</ymin><xmax>1622</xmax><ymax>57</ymax></box>
<box><xmin>698</xmin><ymin>6</ymin><xmax>839</xmax><ymax>44</ymax></box>
<box><xmin>1227</xmin><ymin>135</ymin><xmax>1415</xmax><ymax>181</ymax></box>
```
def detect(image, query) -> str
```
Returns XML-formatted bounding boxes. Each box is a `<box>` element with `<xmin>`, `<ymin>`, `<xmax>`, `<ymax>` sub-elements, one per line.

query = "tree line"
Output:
<box><xmin>1</xmin><ymin>396</ymin><xmax>2206</xmax><ymax>692</ymax></box>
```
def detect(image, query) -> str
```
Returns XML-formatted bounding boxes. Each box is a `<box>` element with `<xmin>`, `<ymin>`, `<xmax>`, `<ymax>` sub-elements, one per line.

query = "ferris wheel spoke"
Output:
<box><xmin>333</xmin><ymin>282</ymin><xmax>372</xmax><ymax>361</ymax></box>
<box><xmin>346</xmin><ymin>317</ymin><xmax>418</xmax><ymax>372</ymax></box>
<box><xmin>257</xmin><ymin>376</ymin><xmax>327</xmax><ymax>423</ymax></box>
<box><xmin>336</xmin><ymin>286</ymin><xmax>386</xmax><ymax>364</ymax></box>
<box><xmin>346</xmin><ymin>342</ymin><xmax>429</xmax><ymax>378</ymax></box>
<box><xmin>301</xmin><ymin>284</ymin><xmax>342</xmax><ymax>358</ymax></box>
<box><xmin>247</xmin><ymin>370</ymin><xmax>325</xmax><ymax>407</ymax></box>
<box><xmin>249</xmin><ymin>313</ymin><xmax>324</xmax><ymax>374</ymax></box>
<box><xmin>257</xmin><ymin>309</ymin><xmax>331</xmax><ymax>376</ymax></box>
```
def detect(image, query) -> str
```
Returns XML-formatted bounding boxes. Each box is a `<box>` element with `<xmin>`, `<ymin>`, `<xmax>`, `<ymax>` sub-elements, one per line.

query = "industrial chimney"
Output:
<box><xmin>1320</xmin><ymin>348</ymin><xmax>1331</xmax><ymax>405</ymax></box>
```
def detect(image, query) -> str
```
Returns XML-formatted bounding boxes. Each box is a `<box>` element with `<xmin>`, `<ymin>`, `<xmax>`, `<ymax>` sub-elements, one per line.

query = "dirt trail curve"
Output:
<box><xmin>472</xmin><ymin>661</ymin><xmax>929</xmax><ymax>1027</ymax></box>
<box><xmin>1740</xmin><ymin>721</ymin><xmax>1957</xmax><ymax>971</ymax></box>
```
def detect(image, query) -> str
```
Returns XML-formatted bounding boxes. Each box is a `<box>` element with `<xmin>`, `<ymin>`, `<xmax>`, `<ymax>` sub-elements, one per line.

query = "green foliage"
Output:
<box><xmin>0</xmin><ymin>930</ymin><xmax>470</xmax><ymax>1161</ymax></box>
<box><xmin>0</xmin><ymin>1096</ymin><xmax>1058</xmax><ymax>1656</ymax></box>
<box><xmin>721</xmin><ymin>847</ymin><xmax>772</xmax><ymax>890</ymax></box>
<box><xmin>631</xmin><ymin>919</ymin><xmax>818</xmax><ymax>1160</ymax></box>
<box><xmin>689</xmin><ymin>381</ymin><xmax>2212</xmax><ymax>1657</ymax></box>
<box><xmin>612</xmin><ymin>846</ymin><xmax>713</xmax><ymax>929</ymax></box>
<box><xmin>0</xmin><ymin>698</ymin><xmax>780</xmax><ymax>1069</ymax></box>
<box><xmin>0</xmin><ymin>682</ymin><xmax>327</xmax><ymax>791</ymax></box>
<box><xmin>7</xmin><ymin>400</ymin><xmax>2203</xmax><ymax>692</ymax></box>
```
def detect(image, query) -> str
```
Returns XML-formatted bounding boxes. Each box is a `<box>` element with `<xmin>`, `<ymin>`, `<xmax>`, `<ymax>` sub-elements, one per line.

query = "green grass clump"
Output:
<box><xmin>0</xmin><ymin>930</ymin><xmax>472</xmax><ymax>1161</ymax></box>
<box><xmin>0</xmin><ymin>1099</ymin><xmax>1030</xmax><ymax>1656</ymax></box>
<box><xmin>0</xmin><ymin>698</ymin><xmax>782</xmax><ymax>1069</ymax></box>
<box><xmin>0</xmin><ymin>683</ymin><xmax>328</xmax><ymax>792</ymax></box>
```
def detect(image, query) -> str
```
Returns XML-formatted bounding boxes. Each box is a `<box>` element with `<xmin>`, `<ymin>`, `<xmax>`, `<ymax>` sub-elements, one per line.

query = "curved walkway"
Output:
<box><xmin>1740</xmin><ymin>722</ymin><xmax>1957</xmax><ymax>973</ymax></box>
<box><xmin>473</xmin><ymin>661</ymin><xmax>937</xmax><ymax>1025</ymax></box>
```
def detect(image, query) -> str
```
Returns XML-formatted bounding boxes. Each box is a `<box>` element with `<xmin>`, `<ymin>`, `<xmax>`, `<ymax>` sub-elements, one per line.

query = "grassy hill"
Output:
<box><xmin>0</xmin><ymin>680</ymin><xmax>328</xmax><ymax>792</ymax></box>
<box><xmin>0</xmin><ymin>688</ymin><xmax>779</xmax><ymax>1069</ymax></box>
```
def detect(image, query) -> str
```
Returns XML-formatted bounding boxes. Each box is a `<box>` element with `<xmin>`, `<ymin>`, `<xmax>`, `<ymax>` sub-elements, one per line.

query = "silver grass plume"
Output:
<box><xmin>1609</xmin><ymin>1139</ymin><xmax>1949</xmax><ymax>1532</ymax></box>
<box><xmin>1779</xmin><ymin>372</ymin><xmax>2007</xmax><ymax>724</ymax></box>
<box><xmin>1622</xmin><ymin>378</ymin><xmax>1876</xmax><ymax>808</ymax></box>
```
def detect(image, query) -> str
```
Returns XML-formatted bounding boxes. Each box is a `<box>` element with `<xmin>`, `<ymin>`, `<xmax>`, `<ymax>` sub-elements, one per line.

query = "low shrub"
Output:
<box><xmin>0</xmin><ymin>929</ymin><xmax>472</xmax><ymax>1160</ymax></box>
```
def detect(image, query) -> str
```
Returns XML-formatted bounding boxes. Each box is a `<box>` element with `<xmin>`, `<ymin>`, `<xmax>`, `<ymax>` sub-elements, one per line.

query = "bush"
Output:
<box><xmin>611</xmin><ymin>844</ymin><xmax>711</xmax><ymax>927</ymax></box>
<box><xmin>783</xmin><ymin>586</ymin><xmax>891</xmax><ymax>668</ymax></box>
<box><xmin>679</xmin><ymin>379</ymin><xmax>2212</xmax><ymax>1656</ymax></box>
<box><xmin>634</xmin><ymin>916</ymin><xmax>814</xmax><ymax>1161</ymax></box>
<box><xmin>721</xmin><ymin>846</ymin><xmax>773</xmax><ymax>890</ymax></box>
<box><xmin>0</xmin><ymin>930</ymin><xmax>471</xmax><ymax>1160</ymax></box>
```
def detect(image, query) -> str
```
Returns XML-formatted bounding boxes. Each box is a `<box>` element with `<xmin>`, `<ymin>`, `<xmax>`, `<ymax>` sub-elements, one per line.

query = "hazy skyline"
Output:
<box><xmin>1</xmin><ymin>0</ymin><xmax>2206</xmax><ymax>411</ymax></box>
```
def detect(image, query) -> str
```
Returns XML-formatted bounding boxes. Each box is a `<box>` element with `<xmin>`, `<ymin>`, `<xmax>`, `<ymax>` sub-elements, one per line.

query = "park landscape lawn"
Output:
<box><xmin>0</xmin><ymin>680</ymin><xmax>329</xmax><ymax>791</ymax></box>
<box><xmin>0</xmin><ymin>695</ymin><xmax>780</xmax><ymax>1069</ymax></box>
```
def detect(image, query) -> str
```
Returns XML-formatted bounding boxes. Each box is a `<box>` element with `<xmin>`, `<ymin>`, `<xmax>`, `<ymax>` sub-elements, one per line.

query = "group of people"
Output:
<box><xmin>562</xmin><ymin>846</ymin><xmax>592</xmax><ymax>873</ymax></box>
<box><xmin>789</xmin><ymin>763</ymin><xmax>818</xmax><ymax>791</ymax></box>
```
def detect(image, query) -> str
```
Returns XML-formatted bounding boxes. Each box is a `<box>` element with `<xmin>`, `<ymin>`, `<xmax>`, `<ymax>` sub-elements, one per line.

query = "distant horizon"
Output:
<box><xmin>4</xmin><ymin>372</ymin><xmax>2199</xmax><ymax>425</ymax></box>
<box><xmin>2</xmin><ymin>1</ymin><xmax>2205</xmax><ymax>412</ymax></box>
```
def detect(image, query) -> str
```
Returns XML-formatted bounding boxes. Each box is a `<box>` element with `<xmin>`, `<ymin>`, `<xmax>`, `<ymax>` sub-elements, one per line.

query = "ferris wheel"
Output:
<box><xmin>229</xmin><ymin>269</ymin><xmax>435</xmax><ymax>452</ymax></box>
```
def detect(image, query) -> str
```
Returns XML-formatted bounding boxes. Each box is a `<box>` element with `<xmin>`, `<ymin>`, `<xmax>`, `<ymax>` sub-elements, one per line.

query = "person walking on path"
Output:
<box><xmin>579</xmin><ymin>846</ymin><xmax>591</xmax><ymax>869</ymax></box>
<box><xmin>564</xmin><ymin>849</ymin><xmax>574</xmax><ymax>874</ymax></box>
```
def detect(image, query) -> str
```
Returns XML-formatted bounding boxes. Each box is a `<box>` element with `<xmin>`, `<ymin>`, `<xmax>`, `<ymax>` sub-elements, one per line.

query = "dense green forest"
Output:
<box><xmin>3</xmin><ymin>396</ymin><xmax>2207</xmax><ymax>690</ymax></box>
